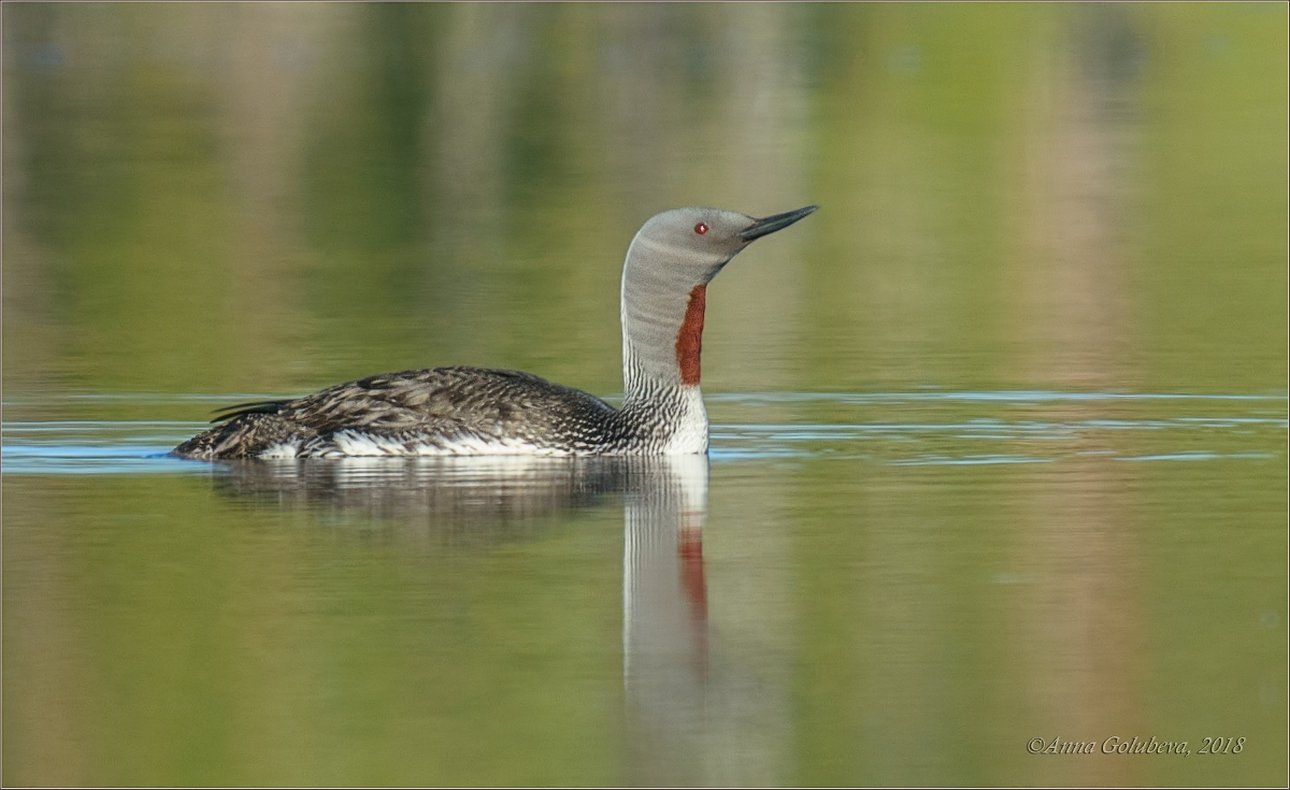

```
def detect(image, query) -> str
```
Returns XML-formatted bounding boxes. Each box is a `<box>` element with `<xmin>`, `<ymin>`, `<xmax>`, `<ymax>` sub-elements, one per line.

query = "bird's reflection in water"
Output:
<box><xmin>212</xmin><ymin>456</ymin><xmax>630</xmax><ymax>544</ymax></box>
<box><xmin>621</xmin><ymin>454</ymin><xmax>718</xmax><ymax>784</ymax></box>
<box><xmin>210</xmin><ymin>454</ymin><xmax>737</xmax><ymax>783</ymax></box>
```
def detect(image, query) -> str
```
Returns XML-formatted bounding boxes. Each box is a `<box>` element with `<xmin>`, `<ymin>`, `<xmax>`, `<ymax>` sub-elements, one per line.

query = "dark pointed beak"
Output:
<box><xmin>739</xmin><ymin>205</ymin><xmax>818</xmax><ymax>242</ymax></box>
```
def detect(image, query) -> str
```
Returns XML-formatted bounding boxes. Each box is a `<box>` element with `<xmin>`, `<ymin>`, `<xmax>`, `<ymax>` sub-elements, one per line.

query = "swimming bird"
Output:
<box><xmin>172</xmin><ymin>204</ymin><xmax>817</xmax><ymax>459</ymax></box>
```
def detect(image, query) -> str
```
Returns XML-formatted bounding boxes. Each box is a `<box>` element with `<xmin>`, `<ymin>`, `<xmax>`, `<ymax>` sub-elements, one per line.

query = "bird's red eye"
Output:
<box><xmin>694</xmin><ymin>222</ymin><xmax>708</xmax><ymax>235</ymax></box>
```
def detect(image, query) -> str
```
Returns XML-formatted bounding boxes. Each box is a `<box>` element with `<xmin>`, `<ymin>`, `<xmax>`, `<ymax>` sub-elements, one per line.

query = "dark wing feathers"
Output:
<box><xmin>176</xmin><ymin>367</ymin><xmax>619</xmax><ymax>459</ymax></box>
<box><xmin>281</xmin><ymin>367</ymin><xmax>613</xmax><ymax>433</ymax></box>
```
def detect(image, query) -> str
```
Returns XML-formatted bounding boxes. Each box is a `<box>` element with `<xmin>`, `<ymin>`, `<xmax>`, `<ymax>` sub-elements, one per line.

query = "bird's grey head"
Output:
<box><xmin>629</xmin><ymin>205</ymin><xmax>818</xmax><ymax>286</ymax></box>
<box><xmin>620</xmin><ymin>204</ymin><xmax>817</xmax><ymax>396</ymax></box>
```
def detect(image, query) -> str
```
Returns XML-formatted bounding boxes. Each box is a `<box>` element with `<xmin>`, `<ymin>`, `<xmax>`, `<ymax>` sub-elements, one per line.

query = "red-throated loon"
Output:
<box><xmin>172</xmin><ymin>205</ymin><xmax>817</xmax><ymax>459</ymax></box>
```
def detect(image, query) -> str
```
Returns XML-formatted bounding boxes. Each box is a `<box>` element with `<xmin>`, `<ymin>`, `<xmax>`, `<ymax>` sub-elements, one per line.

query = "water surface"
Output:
<box><xmin>4</xmin><ymin>391</ymin><xmax>1285</xmax><ymax>786</ymax></box>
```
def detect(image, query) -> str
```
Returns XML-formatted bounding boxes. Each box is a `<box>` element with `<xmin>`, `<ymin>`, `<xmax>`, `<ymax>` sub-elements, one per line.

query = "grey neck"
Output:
<box><xmin>618</xmin><ymin>229</ymin><xmax>727</xmax><ymax>404</ymax></box>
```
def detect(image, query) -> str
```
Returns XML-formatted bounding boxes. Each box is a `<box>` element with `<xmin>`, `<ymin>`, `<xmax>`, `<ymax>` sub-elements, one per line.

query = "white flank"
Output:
<box><xmin>258</xmin><ymin>442</ymin><xmax>300</xmax><ymax>459</ymax></box>
<box><xmin>323</xmin><ymin>430</ymin><xmax>573</xmax><ymax>458</ymax></box>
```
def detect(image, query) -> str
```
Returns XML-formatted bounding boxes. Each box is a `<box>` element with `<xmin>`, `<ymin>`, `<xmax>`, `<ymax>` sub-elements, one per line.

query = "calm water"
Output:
<box><xmin>4</xmin><ymin>3</ymin><xmax>1287</xmax><ymax>787</ymax></box>
<box><xmin>4</xmin><ymin>391</ymin><xmax>1286</xmax><ymax>786</ymax></box>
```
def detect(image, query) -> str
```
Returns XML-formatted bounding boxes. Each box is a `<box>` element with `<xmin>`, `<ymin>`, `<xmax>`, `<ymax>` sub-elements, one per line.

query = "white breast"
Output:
<box><xmin>660</xmin><ymin>387</ymin><xmax>709</xmax><ymax>455</ymax></box>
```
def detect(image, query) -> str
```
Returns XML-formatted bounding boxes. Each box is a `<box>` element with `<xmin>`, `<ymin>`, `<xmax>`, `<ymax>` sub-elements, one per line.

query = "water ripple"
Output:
<box><xmin>2</xmin><ymin>391</ymin><xmax>1284</xmax><ymax>474</ymax></box>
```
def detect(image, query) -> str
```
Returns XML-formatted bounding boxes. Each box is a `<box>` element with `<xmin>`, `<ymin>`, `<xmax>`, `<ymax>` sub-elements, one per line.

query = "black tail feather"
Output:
<box><xmin>210</xmin><ymin>400</ymin><xmax>289</xmax><ymax>423</ymax></box>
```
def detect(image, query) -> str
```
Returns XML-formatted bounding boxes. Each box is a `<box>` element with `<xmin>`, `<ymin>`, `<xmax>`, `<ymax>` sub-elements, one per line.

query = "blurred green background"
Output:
<box><xmin>5</xmin><ymin>3</ymin><xmax>1285</xmax><ymax>400</ymax></box>
<box><xmin>3</xmin><ymin>3</ymin><xmax>1286</xmax><ymax>787</ymax></box>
